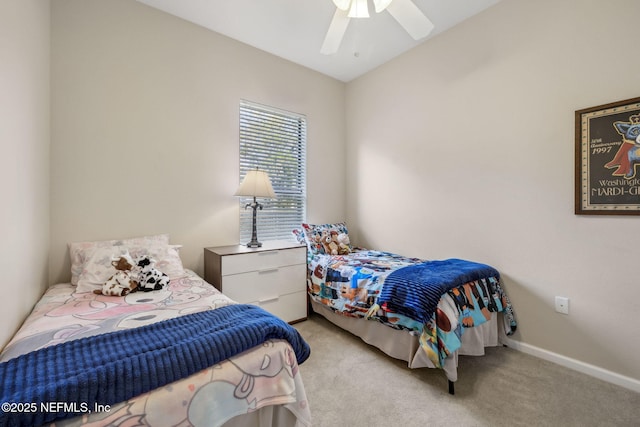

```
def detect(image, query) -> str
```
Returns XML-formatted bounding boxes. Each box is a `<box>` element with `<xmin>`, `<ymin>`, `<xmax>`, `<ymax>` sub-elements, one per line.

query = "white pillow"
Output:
<box><xmin>75</xmin><ymin>244</ymin><xmax>186</xmax><ymax>294</ymax></box>
<box><xmin>75</xmin><ymin>247</ymin><xmax>133</xmax><ymax>293</ymax></box>
<box><xmin>129</xmin><ymin>244</ymin><xmax>186</xmax><ymax>279</ymax></box>
<box><xmin>69</xmin><ymin>234</ymin><xmax>170</xmax><ymax>286</ymax></box>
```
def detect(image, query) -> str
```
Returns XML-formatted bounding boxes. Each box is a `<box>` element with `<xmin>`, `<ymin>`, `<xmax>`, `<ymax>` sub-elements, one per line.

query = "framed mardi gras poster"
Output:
<box><xmin>575</xmin><ymin>96</ymin><xmax>640</xmax><ymax>215</ymax></box>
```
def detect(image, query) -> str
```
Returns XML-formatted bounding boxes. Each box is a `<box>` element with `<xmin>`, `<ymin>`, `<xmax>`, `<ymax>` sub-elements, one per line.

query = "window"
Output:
<box><xmin>239</xmin><ymin>100</ymin><xmax>306</xmax><ymax>243</ymax></box>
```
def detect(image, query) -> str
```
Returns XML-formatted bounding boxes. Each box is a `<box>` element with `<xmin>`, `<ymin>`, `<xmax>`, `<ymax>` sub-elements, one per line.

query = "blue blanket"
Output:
<box><xmin>377</xmin><ymin>258</ymin><xmax>500</xmax><ymax>324</ymax></box>
<box><xmin>0</xmin><ymin>304</ymin><xmax>310</xmax><ymax>427</ymax></box>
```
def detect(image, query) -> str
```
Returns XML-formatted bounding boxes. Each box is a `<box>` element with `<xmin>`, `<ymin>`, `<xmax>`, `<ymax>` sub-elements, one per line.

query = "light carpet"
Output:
<box><xmin>294</xmin><ymin>314</ymin><xmax>640</xmax><ymax>427</ymax></box>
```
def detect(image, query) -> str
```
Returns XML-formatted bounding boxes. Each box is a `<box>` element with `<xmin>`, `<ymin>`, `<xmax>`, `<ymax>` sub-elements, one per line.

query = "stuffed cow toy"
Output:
<box><xmin>94</xmin><ymin>255</ymin><xmax>139</xmax><ymax>296</ymax></box>
<box><xmin>134</xmin><ymin>255</ymin><xmax>170</xmax><ymax>291</ymax></box>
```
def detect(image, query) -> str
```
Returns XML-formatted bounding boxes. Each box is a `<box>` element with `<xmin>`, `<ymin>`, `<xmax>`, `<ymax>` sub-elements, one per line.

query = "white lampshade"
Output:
<box><xmin>234</xmin><ymin>169</ymin><xmax>276</xmax><ymax>199</ymax></box>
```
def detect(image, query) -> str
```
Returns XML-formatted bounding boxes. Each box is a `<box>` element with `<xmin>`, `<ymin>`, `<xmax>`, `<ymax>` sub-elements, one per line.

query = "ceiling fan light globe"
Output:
<box><xmin>373</xmin><ymin>0</ymin><xmax>394</xmax><ymax>13</ymax></box>
<box><xmin>348</xmin><ymin>0</ymin><xmax>369</xmax><ymax>18</ymax></box>
<box><xmin>332</xmin><ymin>0</ymin><xmax>351</xmax><ymax>11</ymax></box>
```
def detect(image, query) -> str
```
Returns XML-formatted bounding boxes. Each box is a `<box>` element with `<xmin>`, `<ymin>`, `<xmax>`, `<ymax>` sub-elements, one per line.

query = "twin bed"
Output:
<box><xmin>0</xmin><ymin>235</ymin><xmax>311</xmax><ymax>427</ymax></box>
<box><xmin>1</xmin><ymin>226</ymin><xmax>517</xmax><ymax>425</ymax></box>
<box><xmin>297</xmin><ymin>222</ymin><xmax>517</xmax><ymax>394</ymax></box>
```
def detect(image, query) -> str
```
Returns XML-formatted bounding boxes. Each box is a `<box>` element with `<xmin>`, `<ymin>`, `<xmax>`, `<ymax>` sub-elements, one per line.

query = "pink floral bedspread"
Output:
<box><xmin>0</xmin><ymin>271</ymin><xmax>311</xmax><ymax>427</ymax></box>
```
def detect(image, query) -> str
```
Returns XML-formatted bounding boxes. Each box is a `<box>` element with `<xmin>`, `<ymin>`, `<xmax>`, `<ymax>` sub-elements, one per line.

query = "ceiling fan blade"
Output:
<box><xmin>386</xmin><ymin>0</ymin><xmax>434</xmax><ymax>40</ymax></box>
<box><xmin>332</xmin><ymin>0</ymin><xmax>351</xmax><ymax>11</ymax></box>
<box><xmin>373</xmin><ymin>0</ymin><xmax>393</xmax><ymax>13</ymax></box>
<box><xmin>321</xmin><ymin>8</ymin><xmax>351</xmax><ymax>55</ymax></box>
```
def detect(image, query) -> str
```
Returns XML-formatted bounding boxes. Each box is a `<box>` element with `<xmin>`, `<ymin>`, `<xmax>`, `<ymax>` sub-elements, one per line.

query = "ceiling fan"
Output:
<box><xmin>321</xmin><ymin>0</ymin><xmax>435</xmax><ymax>55</ymax></box>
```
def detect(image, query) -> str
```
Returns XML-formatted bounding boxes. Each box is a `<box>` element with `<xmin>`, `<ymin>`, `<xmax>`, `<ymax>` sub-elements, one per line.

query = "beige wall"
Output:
<box><xmin>345</xmin><ymin>0</ymin><xmax>640</xmax><ymax>387</ymax></box>
<box><xmin>0</xmin><ymin>1</ymin><xmax>50</xmax><ymax>347</ymax></box>
<box><xmin>7</xmin><ymin>0</ymin><xmax>638</xmax><ymax>391</ymax></box>
<box><xmin>50</xmin><ymin>0</ymin><xmax>346</xmax><ymax>284</ymax></box>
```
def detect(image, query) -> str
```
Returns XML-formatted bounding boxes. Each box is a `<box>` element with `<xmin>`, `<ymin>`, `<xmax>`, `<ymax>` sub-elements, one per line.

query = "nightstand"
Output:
<box><xmin>204</xmin><ymin>240</ymin><xmax>307</xmax><ymax>324</ymax></box>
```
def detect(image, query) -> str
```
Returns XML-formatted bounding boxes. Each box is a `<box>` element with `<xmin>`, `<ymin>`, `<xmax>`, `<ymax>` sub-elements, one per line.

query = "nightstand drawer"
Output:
<box><xmin>257</xmin><ymin>291</ymin><xmax>307</xmax><ymax>323</ymax></box>
<box><xmin>222</xmin><ymin>265</ymin><xmax>305</xmax><ymax>303</ymax></box>
<box><xmin>221</xmin><ymin>246</ymin><xmax>306</xmax><ymax>275</ymax></box>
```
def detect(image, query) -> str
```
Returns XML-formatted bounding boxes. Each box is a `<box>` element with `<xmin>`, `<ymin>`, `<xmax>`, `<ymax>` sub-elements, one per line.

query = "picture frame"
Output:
<box><xmin>575</xmin><ymin>96</ymin><xmax>640</xmax><ymax>215</ymax></box>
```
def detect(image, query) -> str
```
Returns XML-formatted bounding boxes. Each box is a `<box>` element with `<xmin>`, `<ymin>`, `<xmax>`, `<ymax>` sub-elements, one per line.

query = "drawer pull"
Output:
<box><xmin>258</xmin><ymin>268</ymin><xmax>279</xmax><ymax>274</ymax></box>
<box><xmin>258</xmin><ymin>251</ymin><xmax>278</xmax><ymax>256</ymax></box>
<box><xmin>259</xmin><ymin>296</ymin><xmax>279</xmax><ymax>304</ymax></box>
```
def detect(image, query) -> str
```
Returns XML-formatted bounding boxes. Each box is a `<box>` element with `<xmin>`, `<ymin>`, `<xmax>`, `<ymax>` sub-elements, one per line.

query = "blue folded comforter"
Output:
<box><xmin>0</xmin><ymin>304</ymin><xmax>310</xmax><ymax>427</ymax></box>
<box><xmin>377</xmin><ymin>258</ymin><xmax>500</xmax><ymax>324</ymax></box>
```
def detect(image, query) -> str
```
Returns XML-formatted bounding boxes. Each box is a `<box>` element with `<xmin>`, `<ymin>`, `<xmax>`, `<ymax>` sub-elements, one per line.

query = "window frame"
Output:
<box><xmin>238</xmin><ymin>100</ymin><xmax>307</xmax><ymax>244</ymax></box>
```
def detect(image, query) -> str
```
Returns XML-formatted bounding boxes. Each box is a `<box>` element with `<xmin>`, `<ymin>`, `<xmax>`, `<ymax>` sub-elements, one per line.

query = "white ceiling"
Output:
<box><xmin>136</xmin><ymin>0</ymin><xmax>501</xmax><ymax>82</ymax></box>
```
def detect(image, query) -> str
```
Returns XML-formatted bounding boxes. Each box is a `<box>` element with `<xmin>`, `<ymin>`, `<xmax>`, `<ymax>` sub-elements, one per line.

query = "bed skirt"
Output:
<box><xmin>310</xmin><ymin>299</ymin><xmax>499</xmax><ymax>382</ymax></box>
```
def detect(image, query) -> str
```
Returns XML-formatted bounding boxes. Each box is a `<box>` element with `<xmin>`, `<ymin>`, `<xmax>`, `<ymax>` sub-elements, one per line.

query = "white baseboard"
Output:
<box><xmin>501</xmin><ymin>337</ymin><xmax>640</xmax><ymax>394</ymax></box>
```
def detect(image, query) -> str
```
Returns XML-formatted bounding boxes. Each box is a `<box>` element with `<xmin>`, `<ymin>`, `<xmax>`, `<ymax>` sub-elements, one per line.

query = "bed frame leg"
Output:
<box><xmin>448</xmin><ymin>380</ymin><xmax>455</xmax><ymax>395</ymax></box>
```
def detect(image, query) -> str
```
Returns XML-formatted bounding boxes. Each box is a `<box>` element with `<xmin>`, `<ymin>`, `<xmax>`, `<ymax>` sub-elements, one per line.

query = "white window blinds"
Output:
<box><xmin>239</xmin><ymin>100</ymin><xmax>307</xmax><ymax>243</ymax></box>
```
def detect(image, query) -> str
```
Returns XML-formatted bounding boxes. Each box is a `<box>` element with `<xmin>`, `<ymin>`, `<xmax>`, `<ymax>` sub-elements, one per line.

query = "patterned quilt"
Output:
<box><xmin>0</xmin><ymin>271</ymin><xmax>311</xmax><ymax>427</ymax></box>
<box><xmin>307</xmin><ymin>250</ymin><xmax>517</xmax><ymax>367</ymax></box>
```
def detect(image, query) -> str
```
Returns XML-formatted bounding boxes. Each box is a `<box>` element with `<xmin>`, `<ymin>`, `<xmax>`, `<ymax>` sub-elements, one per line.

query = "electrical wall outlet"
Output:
<box><xmin>555</xmin><ymin>296</ymin><xmax>569</xmax><ymax>314</ymax></box>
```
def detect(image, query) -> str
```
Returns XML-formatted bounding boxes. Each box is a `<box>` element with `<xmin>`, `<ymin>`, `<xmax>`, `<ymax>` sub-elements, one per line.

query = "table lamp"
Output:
<box><xmin>234</xmin><ymin>169</ymin><xmax>276</xmax><ymax>247</ymax></box>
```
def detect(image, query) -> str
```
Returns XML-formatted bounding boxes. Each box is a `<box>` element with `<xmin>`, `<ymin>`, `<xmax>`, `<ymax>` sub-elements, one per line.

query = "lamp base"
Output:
<box><xmin>244</xmin><ymin>196</ymin><xmax>263</xmax><ymax>249</ymax></box>
<box><xmin>245</xmin><ymin>240</ymin><xmax>262</xmax><ymax>248</ymax></box>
